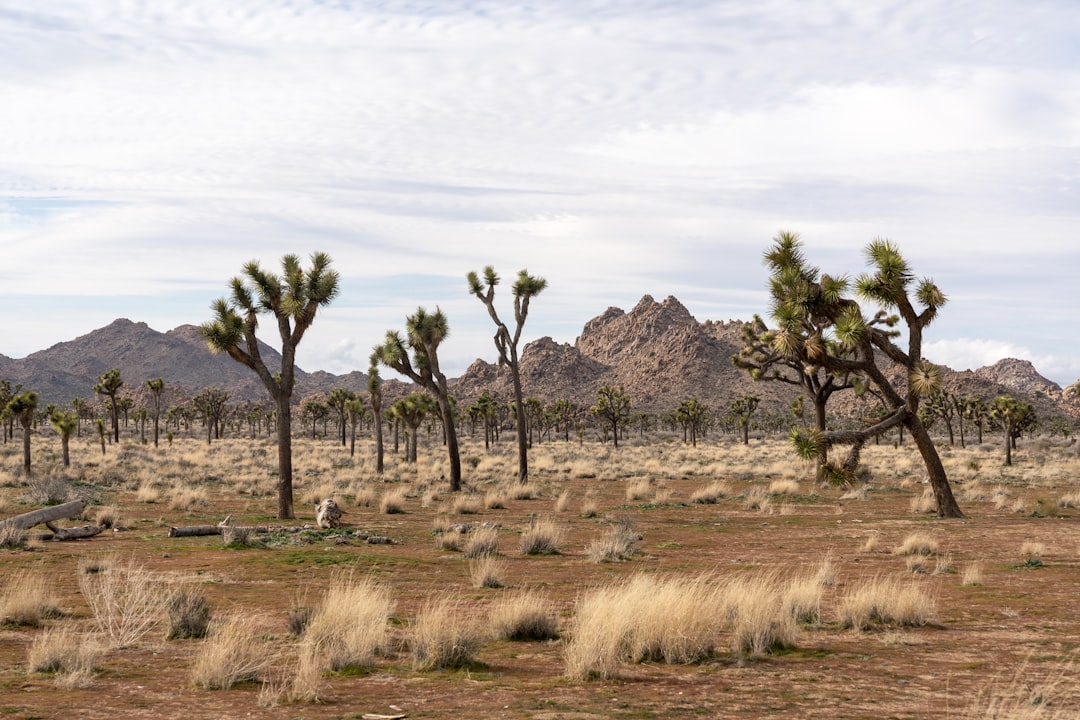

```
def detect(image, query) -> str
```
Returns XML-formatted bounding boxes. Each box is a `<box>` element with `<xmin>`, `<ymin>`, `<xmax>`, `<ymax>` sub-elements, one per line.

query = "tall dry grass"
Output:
<box><xmin>0</xmin><ymin>568</ymin><xmax>61</xmax><ymax>627</ymax></box>
<box><xmin>190</xmin><ymin>614</ymin><xmax>274</xmax><ymax>689</ymax></box>
<box><xmin>410</xmin><ymin>596</ymin><xmax>485</xmax><ymax>670</ymax></box>
<box><xmin>837</xmin><ymin>575</ymin><xmax>936</xmax><ymax>630</ymax></box>
<box><xmin>302</xmin><ymin>573</ymin><xmax>394</xmax><ymax>671</ymax></box>
<box><xmin>78</xmin><ymin>556</ymin><xmax>166</xmax><ymax>648</ymax></box>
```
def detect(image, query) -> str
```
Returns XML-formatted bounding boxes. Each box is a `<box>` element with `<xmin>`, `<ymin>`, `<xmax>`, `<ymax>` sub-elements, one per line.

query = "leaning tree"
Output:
<box><xmin>467</xmin><ymin>266</ymin><xmax>548</xmax><ymax>484</ymax></box>
<box><xmin>761</xmin><ymin>231</ymin><xmax>963</xmax><ymax>518</ymax></box>
<box><xmin>374</xmin><ymin>307</ymin><xmax>462</xmax><ymax>491</ymax></box>
<box><xmin>200</xmin><ymin>252</ymin><xmax>340</xmax><ymax>519</ymax></box>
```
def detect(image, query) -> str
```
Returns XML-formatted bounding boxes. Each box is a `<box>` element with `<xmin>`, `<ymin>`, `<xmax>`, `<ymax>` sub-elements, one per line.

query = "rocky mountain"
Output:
<box><xmin>2</xmin><ymin>299</ymin><xmax>1077</xmax><ymax>422</ymax></box>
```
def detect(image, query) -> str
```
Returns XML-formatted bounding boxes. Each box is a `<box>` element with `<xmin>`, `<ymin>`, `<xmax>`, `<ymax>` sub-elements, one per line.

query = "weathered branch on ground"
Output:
<box><xmin>167</xmin><ymin>517</ymin><xmax>394</xmax><ymax>544</ymax></box>
<box><xmin>0</xmin><ymin>500</ymin><xmax>105</xmax><ymax>541</ymax></box>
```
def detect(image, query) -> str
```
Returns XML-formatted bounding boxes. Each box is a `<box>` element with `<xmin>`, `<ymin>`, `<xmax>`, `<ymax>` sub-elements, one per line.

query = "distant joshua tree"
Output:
<box><xmin>591</xmin><ymin>385</ymin><xmax>631</xmax><ymax>448</ymax></box>
<box><xmin>94</xmin><ymin>368</ymin><xmax>124</xmax><ymax>444</ymax></box>
<box><xmin>327</xmin><ymin>388</ymin><xmax>356</xmax><ymax>447</ymax></box>
<box><xmin>200</xmin><ymin>252</ymin><xmax>340</xmax><ymax>519</ymax></box>
<box><xmin>991</xmin><ymin>396</ymin><xmax>1035</xmax><ymax>466</ymax></box>
<box><xmin>374</xmin><ymin>307</ymin><xmax>462</xmax><ymax>491</ymax></box>
<box><xmin>50</xmin><ymin>410</ymin><xmax>78</xmax><ymax>467</ymax></box>
<box><xmin>6</xmin><ymin>390</ymin><xmax>38</xmax><ymax>474</ymax></box>
<box><xmin>368</xmin><ymin>356</ymin><xmax>385</xmax><ymax>473</ymax></box>
<box><xmin>146</xmin><ymin>378</ymin><xmax>165</xmax><ymax>448</ymax></box>
<box><xmin>467</xmin><ymin>266</ymin><xmax>548</xmax><ymax>484</ymax></box>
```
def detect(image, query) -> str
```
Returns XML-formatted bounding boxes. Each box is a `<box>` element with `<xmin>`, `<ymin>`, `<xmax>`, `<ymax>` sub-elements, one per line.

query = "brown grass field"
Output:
<box><xmin>2</xmin><ymin>429</ymin><xmax>1080</xmax><ymax>719</ymax></box>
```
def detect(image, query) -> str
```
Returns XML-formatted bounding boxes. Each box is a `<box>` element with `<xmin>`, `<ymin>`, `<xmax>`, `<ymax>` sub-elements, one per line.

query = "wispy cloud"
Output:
<box><xmin>1</xmin><ymin>0</ymin><xmax>1078</xmax><ymax>385</ymax></box>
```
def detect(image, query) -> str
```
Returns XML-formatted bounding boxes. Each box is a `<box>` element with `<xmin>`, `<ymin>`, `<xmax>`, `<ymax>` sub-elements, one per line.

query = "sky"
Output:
<box><xmin>2</xmin><ymin>1</ymin><xmax>1079</xmax><ymax>388</ymax></box>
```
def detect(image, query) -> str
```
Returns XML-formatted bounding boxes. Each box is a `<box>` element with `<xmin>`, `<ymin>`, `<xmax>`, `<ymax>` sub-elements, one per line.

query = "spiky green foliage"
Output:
<box><xmin>199</xmin><ymin>252</ymin><xmax>339</xmax><ymax>519</ymax></box>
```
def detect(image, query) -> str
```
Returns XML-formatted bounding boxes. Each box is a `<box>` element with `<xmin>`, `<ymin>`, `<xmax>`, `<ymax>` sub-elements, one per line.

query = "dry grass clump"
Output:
<box><xmin>564</xmin><ymin>570</ymin><xmax>804</xmax><ymax>680</ymax></box>
<box><xmin>190</xmin><ymin>614</ymin><xmax>274</xmax><ymax>689</ymax></box>
<box><xmin>167</xmin><ymin>486</ymin><xmax>209</xmax><ymax>511</ymax></box>
<box><xmin>860</xmin><ymin>533</ymin><xmax>882</xmax><ymax>554</ymax></box>
<box><xmin>893</xmin><ymin>532</ymin><xmax>940</xmax><ymax>556</ymax></box>
<box><xmin>352</xmin><ymin>484</ymin><xmax>378</xmax><ymax>508</ymax></box>
<box><xmin>579</xmin><ymin>497</ymin><xmax>599</xmax><ymax>518</ymax></box>
<box><xmin>586</xmin><ymin>520</ymin><xmax>642</xmax><ymax>563</ymax></box>
<box><xmin>519</xmin><ymin>517</ymin><xmax>564</xmax><ymax>555</ymax></box>
<box><xmin>89</xmin><ymin>505</ymin><xmax>121</xmax><ymax>529</ymax></box>
<box><xmin>1059</xmin><ymin>491</ymin><xmax>1080</xmax><ymax>509</ymax></box>
<box><xmin>410</xmin><ymin>596</ymin><xmax>485</xmax><ymax>671</ymax></box>
<box><xmin>509</xmin><ymin>484</ymin><xmax>538</xmax><ymax>501</ymax></box>
<box><xmin>768</xmin><ymin>479</ymin><xmax>800</xmax><ymax>495</ymax></box>
<box><xmin>78</xmin><ymin>556</ymin><xmax>165</xmax><ymax>648</ymax></box>
<box><xmin>554</xmin><ymin>490</ymin><xmax>571</xmax><ymax>512</ymax></box>
<box><xmin>0</xmin><ymin>522</ymin><xmax>25</xmax><ymax>550</ymax></box>
<box><xmin>1021</xmin><ymin>541</ymin><xmax>1047</xmax><ymax>561</ymax></box>
<box><xmin>26</xmin><ymin>627</ymin><xmax>104</xmax><ymax>688</ymax></box>
<box><xmin>840</xmin><ymin>486</ymin><xmax>869</xmax><ymax>501</ymax></box>
<box><xmin>743</xmin><ymin>486</ymin><xmax>772</xmax><ymax>513</ymax></box>
<box><xmin>961</xmin><ymin>561</ymin><xmax>984</xmax><ymax>586</ymax></box>
<box><xmin>167</xmin><ymin>588</ymin><xmax>213</xmax><ymax>640</ymax></box>
<box><xmin>434</xmin><ymin>526</ymin><xmax>466</xmax><ymax>552</ymax></box>
<box><xmin>488</xmin><ymin>590</ymin><xmax>559</xmax><ymax>641</ymax></box>
<box><xmin>0</xmin><ymin>568</ymin><xmax>62</xmax><ymax>627</ymax></box>
<box><xmin>469</xmin><ymin>555</ymin><xmax>506</xmax><ymax>589</ymax></box>
<box><xmin>909</xmin><ymin>488</ymin><xmax>938</xmax><ymax>514</ymax></box>
<box><xmin>625</xmin><ymin>479</ymin><xmax>652</xmax><ymax>501</ymax></box>
<box><xmin>379</xmin><ymin>487</ymin><xmax>409</xmax><ymax>514</ymax></box>
<box><xmin>837</xmin><ymin>575</ymin><xmax>936</xmax><ymax>630</ymax></box>
<box><xmin>302</xmin><ymin>573</ymin><xmax>394</xmax><ymax>671</ymax></box>
<box><xmin>484</xmin><ymin>489</ymin><xmax>508</xmax><ymax>509</ymax></box>
<box><xmin>135</xmin><ymin>480</ymin><xmax>163</xmax><ymax>504</ymax></box>
<box><xmin>462</xmin><ymin>526</ymin><xmax>501</xmax><ymax>558</ymax></box>
<box><xmin>450</xmin><ymin>494</ymin><xmax>483</xmax><ymax>515</ymax></box>
<box><xmin>24</xmin><ymin>475</ymin><xmax>72</xmax><ymax>505</ymax></box>
<box><xmin>689</xmin><ymin>481</ymin><xmax>730</xmax><ymax>504</ymax></box>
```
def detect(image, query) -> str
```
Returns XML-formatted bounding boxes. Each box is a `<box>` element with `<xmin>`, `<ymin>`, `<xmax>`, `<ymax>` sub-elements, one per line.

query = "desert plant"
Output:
<box><xmin>837</xmin><ymin>575</ymin><xmax>936</xmax><ymax>630</ymax></box>
<box><xmin>26</xmin><ymin>626</ymin><xmax>103</xmax><ymax>688</ymax></box>
<box><xmin>554</xmin><ymin>490</ymin><xmax>571</xmax><ymax>512</ymax></box>
<box><xmin>190</xmin><ymin>614</ymin><xmax>274</xmax><ymax>689</ymax></box>
<box><xmin>893</xmin><ymin>531</ymin><xmax>940</xmax><ymax>556</ymax></box>
<box><xmin>302</xmin><ymin>573</ymin><xmax>393</xmax><ymax>671</ymax></box>
<box><xmin>78</xmin><ymin>556</ymin><xmax>165</xmax><ymax>648</ymax></box>
<box><xmin>462</xmin><ymin>526</ymin><xmax>501</xmax><ymax>558</ymax></box>
<box><xmin>469</xmin><ymin>555</ymin><xmax>506</xmax><ymax>589</ymax></box>
<box><xmin>0</xmin><ymin>569</ymin><xmax>61</xmax><ymax>627</ymax></box>
<box><xmin>380</xmin><ymin>487</ymin><xmax>408</xmax><ymax>514</ymax></box>
<box><xmin>690</xmin><ymin>481</ymin><xmax>730</xmax><ymax>504</ymax></box>
<box><xmin>519</xmin><ymin>517</ymin><xmax>564</xmax><ymax>555</ymax></box>
<box><xmin>410</xmin><ymin>596</ymin><xmax>485</xmax><ymax>670</ymax></box>
<box><xmin>625</xmin><ymin>479</ymin><xmax>652</xmax><ymax>501</ymax></box>
<box><xmin>488</xmin><ymin>590</ymin><xmax>559</xmax><ymax>641</ymax></box>
<box><xmin>167</xmin><ymin>589</ymin><xmax>213</xmax><ymax>640</ymax></box>
<box><xmin>960</xmin><ymin>561</ymin><xmax>984</xmax><ymax>586</ymax></box>
<box><xmin>450</xmin><ymin>494</ymin><xmax>483</xmax><ymax>515</ymax></box>
<box><xmin>586</xmin><ymin>520</ymin><xmax>642</xmax><ymax>563</ymax></box>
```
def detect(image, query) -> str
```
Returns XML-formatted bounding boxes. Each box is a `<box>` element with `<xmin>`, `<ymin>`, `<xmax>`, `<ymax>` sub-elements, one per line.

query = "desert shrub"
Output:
<box><xmin>434</xmin><ymin>527</ymin><xmax>465</xmax><ymax>552</ymax></box>
<box><xmin>509</xmin><ymin>484</ymin><xmax>538</xmax><ymax>501</ymax></box>
<box><xmin>90</xmin><ymin>505</ymin><xmax>121</xmax><ymax>529</ymax></box>
<box><xmin>410</xmin><ymin>596</ymin><xmax>485</xmax><ymax>671</ymax></box>
<box><xmin>190</xmin><ymin>614</ymin><xmax>274</xmax><ymax>689</ymax></box>
<box><xmin>469</xmin><ymin>555</ymin><xmax>506</xmax><ymax>589</ymax></box>
<box><xmin>743</xmin><ymin>485</ymin><xmax>771</xmax><ymax>512</ymax></box>
<box><xmin>167</xmin><ymin>486</ymin><xmax>209</xmax><ymax>511</ymax></box>
<box><xmin>1021</xmin><ymin>541</ymin><xmax>1046</xmax><ymax>560</ymax></box>
<box><xmin>0</xmin><ymin>569</ymin><xmax>61</xmax><ymax>627</ymax></box>
<box><xmin>586</xmin><ymin>520</ymin><xmax>642</xmax><ymax>563</ymax></box>
<box><xmin>768</xmin><ymin>479</ymin><xmax>800</xmax><ymax>495</ymax></box>
<box><xmin>909</xmin><ymin>488</ymin><xmax>938</xmax><ymax>514</ymax></box>
<box><xmin>287</xmin><ymin>606</ymin><xmax>315</xmax><ymax>637</ymax></box>
<box><xmin>960</xmin><ymin>561</ymin><xmax>984</xmax><ymax>587</ymax></box>
<box><xmin>860</xmin><ymin>533</ymin><xmax>881</xmax><ymax>553</ymax></box>
<box><xmin>450</xmin><ymin>494</ymin><xmax>482</xmax><ymax>515</ymax></box>
<box><xmin>167</xmin><ymin>589</ymin><xmax>213</xmax><ymax>640</ymax></box>
<box><xmin>78</xmin><ymin>556</ymin><xmax>165</xmax><ymax>648</ymax></box>
<box><xmin>26</xmin><ymin>627</ymin><xmax>103</xmax><ymax>688</ymax></box>
<box><xmin>380</xmin><ymin>487</ymin><xmax>408</xmax><ymax>514</ymax></box>
<box><xmin>462</xmin><ymin>527</ymin><xmax>501</xmax><ymax>558</ymax></box>
<box><xmin>0</xmin><ymin>523</ymin><xmax>25</xmax><ymax>550</ymax></box>
<box><xmin>893</xmin><ymin>532</ymin><xmax>940</xmax><ymax>556</ymax></box>
<box><xmin>839</xmin><ymin>486</ymin><xmax>868</xmax><ymax>501</ymax></box>
<box><xmin>488</xmin><ymin>591</ymin><xmax>559</xmax><ymax>641</ymax></box>
<box><xmin>961</xmin><ymin>659</ymin><xmax>1078</xmax><ymax>719</ymax></box>
<box><xmin>135</xmin><ymin>481</ymin><xmax>163</xmax><ymax>503</ymax></box>
<box><xmin>352</xmin><ymin>485</ymin><xmax>377</xmax><ymax>508</ymax></box>
<box><xmin>24</xmin><ymin>475</ymin><xmax>72</xmax><ymax>505</ymax></box>
<box><xmin>690</xmin><ymin>481</ymin><xmax>730</xmax><ymax>504</ymax></box>
<box><xmin>519</xmin><ymin>517</ymin><xmax>564</xmax><ymax>555</ymax></box>
<box><xmin>222</xmin><ymin>525</ymin><xmax>253</xmax><ymax>547</ymax></box>
<box><xmin>579</xmin><ymin>497</ymin><xmax>599</xmax><ymax>518</ymax></box>
<box><xmin>837</xmin><ymin>575</ymin><xmax>936</xmax><ymax>630</ymax></box>
<box><xmin>723</xmin><ymin>572</ymin><xmax>801</xmax><ymax>656</ymax></box>
<box><xmin>625</xmin><ymin>479</ymin><xmax>652</xmax><ymax>501</ymax></box>
<box><xmin>484</xmin><ymin>489</ymin><xmax>508</xmax><ymax>509</ymax></box>
<box><xmin>302</xmin><ymin>573</ymin><xmax>393</xmax><ymax>671</ymax></box>
<box><xmin>554</xmin><ymin>490</ymin><xmax>571</xmax><ymax>512</ymax></box>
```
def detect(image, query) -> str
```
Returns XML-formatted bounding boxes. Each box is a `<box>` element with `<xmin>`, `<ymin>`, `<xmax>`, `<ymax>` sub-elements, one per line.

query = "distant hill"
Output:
<box><xmin>2</xmin><ymin>300</ymin><xmax>1078</xmax><ymax>422</ymax></box>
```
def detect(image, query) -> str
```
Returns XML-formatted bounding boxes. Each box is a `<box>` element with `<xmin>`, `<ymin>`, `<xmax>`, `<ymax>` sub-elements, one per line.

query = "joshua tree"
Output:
<box><xmin>6</xmin><ymin>390</ymin><xmax>38</xmax><ymax>474</ymax></box>
<box><xmin>375</xmin><ymin>307</ymin><xmax>462</xmax><ymax>490</ymax></box>
<box><xmin>467</xmin><ymin>266</ymin><xmax>548</xmax><ymax>484</ymax></box>
<box><xmin>761</xmin><ymin>232</ymin><xmax>963</xmax><ymax>517</ymax></box>
<box><xmin>200</xmin><ymin>252</ymin><xmax>340</xmax><ymax>519</ymax></box>
<box><xmin>94</xmin><ymin>368</ymin><xmax>124</xmax><ymax>444</ymax></box>
<box><xmin>345</xmin><ymin>398</ymin><xmax>366</xmax><ymax>458</ymax></box>
<box><xmin>368</xmin><ymin>356</ymin><xmax>384</xmax><ymax>473</ymax></box>
<box><xmin>95</xmin><ymin>418</ymin><xmax>106</xmax><ymax>455</ymax></box>
<box><xmin>301</xmin><ymin>398</ymin><xmax>329</xmax><ymax>439</ymax></box>
<box><xmin>146</xmin><ymin>378</ymin><xmax>165</xmax><ymax>447</ymax></box>
<box><xmin>327</xmin><ymin>388</ymin><xmax>356</xmax><ymax>447</ymax></box>
<box><xmin>991</xmin><ymin>396</ymin><xmax>1035</xmax><ymax>466</ymax></box>
<box><xmin>50</xmin><ymin>410</ymin><xmax>78</xmax><ymax>467</ymax></box>
<box><xmin>591</xmin><ymin>385</ymin><xmax>631</xmax><ymax>448</ymax></box>
<box><xmin>0</xmin><ymin>380</ymin><xmax>13</xmax><ymax>443</ymax></box>
<box><xmin>730</xmin><ymin>395</ymin><xmax>760</xmax><ymax>446</ymax></box>
<box><xmin>71</xmin><ymin>397</ymin><xmax>89</xmax><ymax>438</ymax></box>
<box><xmin>674</xmin><ymin>397</ymin><xmax>709</xmax><ymax>447</ymax></box>
<box><xmin>734</xmin><ymin>316</ymin><xmax>862</xmax><ymax>478</ymax></box>
<box><xmin>193</xmin><ymin>387</ymin><xmax>230</xmax><ymax>444</ymax></box>
<box><xmin>392</xmin><ymin>392</ymin><xmax>437</xmax><ymax>463</ymax></box>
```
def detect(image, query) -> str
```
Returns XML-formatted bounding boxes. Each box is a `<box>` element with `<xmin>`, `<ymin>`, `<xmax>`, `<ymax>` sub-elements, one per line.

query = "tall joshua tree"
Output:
<box><xmin>200</xmin><ymin>252</ymin><xmax>340</xmax><ymax>519</ymax></box>
<box><xmin>6</xmin><ymin>390</ymin><xmax>38</xmax><ymax>475</ymax></box>
<box><xmin>94</xmin><ymin>368</ymin><xmax>123</xmax><ymax>444</ymax></box>
<box><xmin>762</xmin><ymin>232</ymin><xmax>963</xmax><ymax>518</ymax></box>
<box><xmin>50</xmin><ymin>410</ymin><xmax>78</xmax><ymax>468</ymax></box>
<box><xmin>368</xmin><ymin>356</ymin><xmax>385</xmax><ymax>474</ymax></box>
<box><xmin>146</xmin><ymin>378</ymin><xmax>165</xmax><ymax>448</ymax></box>
<box><xmin>467</xmin><ymin>266</ymin><xmax>548</xmax><ymax>484</ymax></box>
<box><xmin>374</xmin><ymin>307</ymin><xmax>462</xmax><ymax>491</ymax></box>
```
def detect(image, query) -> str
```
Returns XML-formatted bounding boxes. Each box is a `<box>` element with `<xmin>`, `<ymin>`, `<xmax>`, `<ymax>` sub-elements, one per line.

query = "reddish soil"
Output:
<box><xmin>2</xmin><ymin>437</ymin><xmax>1080</xmax><ymax>719</ymax></box>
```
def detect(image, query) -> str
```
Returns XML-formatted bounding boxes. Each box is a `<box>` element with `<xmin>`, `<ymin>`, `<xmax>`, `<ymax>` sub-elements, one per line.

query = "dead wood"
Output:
<box><xmin>31</xmin><ymin>523</ymin><xmax>106</xmax><ymax>541</ymax></box>
<box><xmin>0</xmin><ymin>500</ymin><xmax>86</xmax><ymax>531</ymax></box>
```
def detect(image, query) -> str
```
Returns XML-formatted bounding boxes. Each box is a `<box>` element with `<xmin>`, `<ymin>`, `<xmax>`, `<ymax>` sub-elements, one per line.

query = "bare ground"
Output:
<box><xmin>2</xmin><ymin>433</ymin><xmax>1080</xmax><ymax>719</ymax></box>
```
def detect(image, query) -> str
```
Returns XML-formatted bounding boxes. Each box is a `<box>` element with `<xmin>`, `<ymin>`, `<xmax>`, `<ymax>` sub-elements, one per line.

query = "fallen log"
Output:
<box><xmin>168</xmin><ymin>524</ymin><xmax>314</xmax><ymax>538</ymax></box>
<box><xmin>30</xmin><ymin>523</ymin><xmax>106</xmax><ymax>541</ymax></box>
<box><xmin>0</xmin><ymin>500</ymin><xmax>86</xmax><ymax>531</ymax></box>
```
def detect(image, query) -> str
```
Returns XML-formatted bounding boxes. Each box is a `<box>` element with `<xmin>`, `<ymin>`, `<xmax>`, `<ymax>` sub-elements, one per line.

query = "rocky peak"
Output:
<box><xmin>974</xmin><ymin>358</ymin><xmax>1060</xmax><ymax>398</ymax></box>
